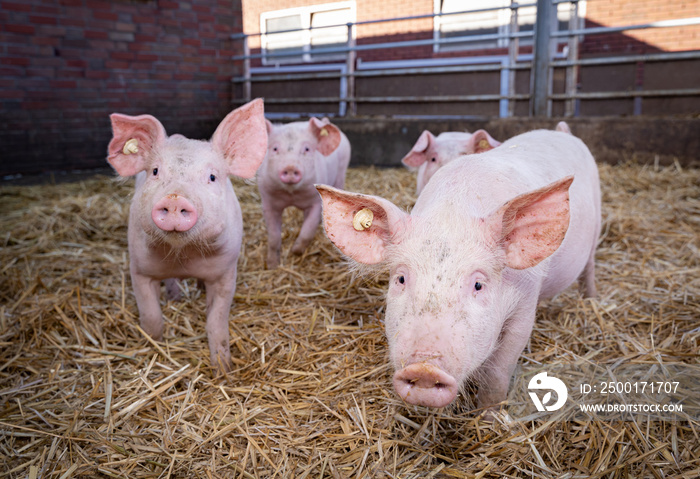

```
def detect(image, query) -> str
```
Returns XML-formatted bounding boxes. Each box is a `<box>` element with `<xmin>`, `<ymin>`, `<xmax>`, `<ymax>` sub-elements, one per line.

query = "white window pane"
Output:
<box><xmin>267</xmin><ymin>15</ymin><xmax>302</xmax><ymax>33</ymax></box>
<box><xmin>556</xmin><ymin>2</ymin><xmax>573</xmax><ymax>31</ymax></box>
<box><xmin>311</xmin><ymin>8</ymin><xmax>350</xmax><ymax>28</ymax></box>
<box><xmin>311</xmin><ymin>8</ymin><xmax>350</xmax><ymax>47</ymax></box>
<box><xmin>517</xmin><ymin>5</ymin><xmax>537</xmax><ymax>33</ymax></box>
<box><xmin>439</xmin><ymin>0</ymin><xmax>508</xmax><ymax>49</ymax></box>
<box><xmin>266</xmin><ymin>14</ymin><xmax>304</xmax><ymax>51</ymax></box>
<box><xmin>441</xmin><ymin>0</ymin><xmax>502</xmax><ymax>32</ymax></box>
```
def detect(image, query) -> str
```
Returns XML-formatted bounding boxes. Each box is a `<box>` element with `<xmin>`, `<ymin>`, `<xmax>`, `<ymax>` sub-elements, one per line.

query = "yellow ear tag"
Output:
<box><xmin>353</xmin><ymin>208</ymin><xmax>374</xmax><ymax>231</ymax></box>
<box><xmin>320</xmin><ymin>128</ymin><xmax>329</xmax><ymax>137</ymax></box>
<box><xmin>123</xmin><ymin>138</ymin><xmax>139</xmax><ymax>155</ymax></box>
<box><xmin>478</xmin><ymin>139</ymin><xmax>490</xmax><ymax>150</ymax></box>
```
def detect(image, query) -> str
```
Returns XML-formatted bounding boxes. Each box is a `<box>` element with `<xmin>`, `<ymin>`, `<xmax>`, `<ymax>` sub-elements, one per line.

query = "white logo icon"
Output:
<box><xmin>528</xmin><ymin>372</ymin><xmax>568</xmax><ymax>412</ymax></box>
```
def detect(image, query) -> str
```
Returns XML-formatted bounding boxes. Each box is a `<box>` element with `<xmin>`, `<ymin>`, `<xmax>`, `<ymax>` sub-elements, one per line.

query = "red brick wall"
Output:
<box><xmin>0</xmin><ymin>0</ymin><xmax>244</xmax><ymax>177</ymax></box>
<box><xmin>354</xmin><ymin>0</ymin><xmax>431</xmax><ymax>62</ymax></box>
<box><xmin>582</xmin><ymin>0</ymin><xmax>700</xmax><ymax>55</ymax></box>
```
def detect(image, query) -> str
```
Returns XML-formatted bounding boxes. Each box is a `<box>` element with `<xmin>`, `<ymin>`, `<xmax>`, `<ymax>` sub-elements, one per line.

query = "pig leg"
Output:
<box><xmin>333</xmin><ymin>165</ymin><xmax>348</xmax><ymax>190</ymax></box>
<box><xmin>131</xmin><ymin>272</ymin><xmax>164</xmax><ymax>340</ymax></box>
<box><xmin>262</xmin><ymin>202</ymin><xmax>283</xmax><ymax>269</ymax></box>
<box><xmin>291</xmin><ymin>202</ymin><xmax>322</xmax><ymax>256</ymax></box>
<box><xmin>579</xmin><ymin>246</ymin><xmax>597</xmax><ymax>298</ymax></box>
<box><xmin>204</xmin><ymin>269</ymin><xmax>236</xmax><ymax>373</ymax></box>
<box><xmin>475</xmin><ymin>301</ymin><xmax>538</xmax><ymax>410</ymax></box>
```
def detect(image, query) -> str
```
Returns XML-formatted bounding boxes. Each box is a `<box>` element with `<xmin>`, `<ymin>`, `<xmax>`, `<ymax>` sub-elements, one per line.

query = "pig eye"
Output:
<box><xmin>474</xmin><ymin>282</ymin><xmax>484</xmax><ymax>292</ymax></box>
<box><xmin>272</xmin><ymin>146</ymin><xmax>278</xmax><ymax>152</ymax></box>
<box><xmin>430</xmin><ymin>157</ymin><xmax>436</xmax><ymax>162</ymax></box>
<box><xmin>152</xmin><ymin>168</ymin><xmax>158</xmax><ymax>176</ymax></box>
<box><xmin>209</xmin><ymin>174</ymin><xmax>216</xmax><ymax>182</ymax></box>
<box><xmin>393</xmin><ymin>271</ymin><xmax>409</xmax><ymax>291</ymax></box>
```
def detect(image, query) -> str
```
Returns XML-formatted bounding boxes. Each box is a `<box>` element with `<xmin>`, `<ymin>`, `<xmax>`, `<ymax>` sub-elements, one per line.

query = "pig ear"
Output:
<box><xmin>212</xmin><ymin>98</ymin><xmax>268</xmax><ymax>179</ymax></box>
<box><xmin>315</xmin><ymin>185</ymin><xmax>409</xmax><ymax>264</ymax></box>
<box><xmin>107</xmin><ymin>113</ymin><xmax>166</xmax><ymax>177</ymax></box>
<box><xmin>467</xmin><ymin>130</ymin><xmax>501</xmax><ymax>154</ymax></box>
<box><xmin>401</xmin><ymin>130</ymin><xmax>434</xmax><ymax>168</ymax></box>
<box><xmin>265</xmin><ymin>119</ymin><xmax>274</xmax><ymax>134</ymax></box>
<box><xmin>487</xmin><ymin>176</ymin><xmax>573</xmax><ymax>270</ymax></box>
<box><xmin>555</xmin><ymin>121</ymin><xmax>572</xmax><ymax>134</ymax></box>
<box><xmin>309</xmin><ymin>117</ymin><xmax>341</xmax><ymax>156</ymax></box>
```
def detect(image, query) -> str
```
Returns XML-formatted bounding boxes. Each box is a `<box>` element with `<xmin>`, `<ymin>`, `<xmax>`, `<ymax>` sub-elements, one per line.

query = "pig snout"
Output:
<box><xmin>279</xmin><ymin>165</ymin><xmax>303</xmax><ymax>185</ymax></box>
<box><xmin>393</xmin><ymin>362</ymin><xmax>458</xmax><ymax>408</ymax></box>
<box><xmin>151</xmin><ymin>194</ymin><xmax>198</xmax><ymax>232</ymax></box>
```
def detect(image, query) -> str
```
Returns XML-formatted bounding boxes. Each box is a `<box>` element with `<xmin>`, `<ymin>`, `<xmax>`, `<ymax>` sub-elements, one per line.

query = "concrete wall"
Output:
<box><xmin>331</xmin><ymin>117</ymin><xmax>700</xmax><ymax>167</ymax></box>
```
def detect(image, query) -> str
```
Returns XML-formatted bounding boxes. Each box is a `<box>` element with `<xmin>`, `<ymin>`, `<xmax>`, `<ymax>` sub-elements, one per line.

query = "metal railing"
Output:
<box><xmin>231</xmin><ymin>1</ymin><xmax>700</xmax><ymax>118</ymax></box>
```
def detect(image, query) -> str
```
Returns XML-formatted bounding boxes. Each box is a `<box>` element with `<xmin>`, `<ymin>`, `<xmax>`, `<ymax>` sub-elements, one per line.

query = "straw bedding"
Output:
<box><xmin>0</xmin><ymin>161</ymin><xmax>698</xmax><ymax>478</ymax></box>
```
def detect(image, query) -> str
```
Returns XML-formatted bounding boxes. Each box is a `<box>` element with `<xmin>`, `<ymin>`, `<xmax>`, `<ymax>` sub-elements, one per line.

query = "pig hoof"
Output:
<box><xmin>291</xmin><ymin>239</ymin><xmax>308</xmax><ymax>256</ymax></box>
<box><xmin>141</xmin><ymin>323</ymin><xmax>164</xmax><ymax>342</ymax></box>
<box><xmin>266</xmin><ymin>250</ymin><xmax>281</xmax><ymax>269</ymax></box>
<box><xmin>211</xmin><ymin>354</ymin><xmax>232</xmax><ymax>374</ymax></box>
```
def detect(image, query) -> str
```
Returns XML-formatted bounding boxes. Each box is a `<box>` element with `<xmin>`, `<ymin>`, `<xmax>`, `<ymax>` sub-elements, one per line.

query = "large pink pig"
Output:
<box><xmin>401</xmin><ymin>130</ymin><xmax>500</xmax><ymax>195</ymax></box>
<box><xmin>258</xmin><ymin>117</ymin><xmax>351</xmax><ymax>268</ymax></box>
<box><xmin>317</xmin><ymin>125</ymin><xmax>600</xmax><ymax>409</ymax></box>
<box><xmin>107</xmin><ymin>99</ymin><xmax>268</xmax><ymax>373</ymax></box>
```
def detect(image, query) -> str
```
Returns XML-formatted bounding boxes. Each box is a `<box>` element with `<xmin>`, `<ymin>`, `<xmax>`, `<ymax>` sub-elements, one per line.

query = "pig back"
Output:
<box><xmin>415</xmin><ymin>129</ymin><xmax>601</xmax><ymax>299</ymax></box>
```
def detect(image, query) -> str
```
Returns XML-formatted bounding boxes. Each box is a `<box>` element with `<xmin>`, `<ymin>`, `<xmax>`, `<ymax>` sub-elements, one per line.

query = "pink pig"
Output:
<box><xmin>107</xmin><ymin>99</ymin><xmax>268</xmax><ymax>373</ymax></box>
<box><xmin>258</xmin><ymin>117</ymin><xmax>351</xmax><ymax>268</ymax></box>
<box><xmin>317</xmin><ymin>124</ymin><xmax>600</xmax><ymax>409</ymax></box>
<box><xmin>401</xmin><ymin>130</ymin><xmax>501</xmax><ymax>195</ymax></box>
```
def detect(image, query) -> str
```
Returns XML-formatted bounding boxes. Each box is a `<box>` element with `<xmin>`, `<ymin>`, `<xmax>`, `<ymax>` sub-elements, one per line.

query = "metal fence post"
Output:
<box><xmin>565</xmin><ymin>0</ymin><xmax>580</xmax><ymax>117</ymax></box>
<box><xmin>531</xmin><ymin>0</ymin><xmax>553</xmax><ymax>117</ymax></box>
<box><xmin>507</xmin><ymin>0</ymin><xmax>520</xmax><ymax>118</ymax></box>
<box><xmin>346</xmin><ymin>23</ymin><xmax>356</xmax><ymax>117</ymax></box>
<box><xmin>243</xmin><ymin>35</ymin><xmax>252</xmax><ymax>103</ymax></box>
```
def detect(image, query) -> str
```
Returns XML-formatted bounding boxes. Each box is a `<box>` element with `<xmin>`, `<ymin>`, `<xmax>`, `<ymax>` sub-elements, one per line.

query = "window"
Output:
<box><xmin>437</xmin><ymin>0</ymin><xmax>511</xmax><ymax>50</ymax></box>
<box><xmin>261</xmin><ymin>2</ymin><xmax>355</xmax><ymax>65</ymax></box>
<box><xmin>264</xmin><ymin>15</ymin><xmax>305</xmax><ymax>61</ymax></box>
<box><xmin>434</xmin><ymin>0</ymin><xmax>574</xmax><ymax>52</ymax></box>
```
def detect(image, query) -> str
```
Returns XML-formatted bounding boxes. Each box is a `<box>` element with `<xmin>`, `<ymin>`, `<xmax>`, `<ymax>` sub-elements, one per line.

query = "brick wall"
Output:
<box><xmin>0</xmin><ymin>0</ymin><xmax>244</xmax><ymax>177</ymax></box>
<box><xmin>582</xmin><ymin>0</ymin><xmax>700</xmax><ymax>55</ymax></box>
